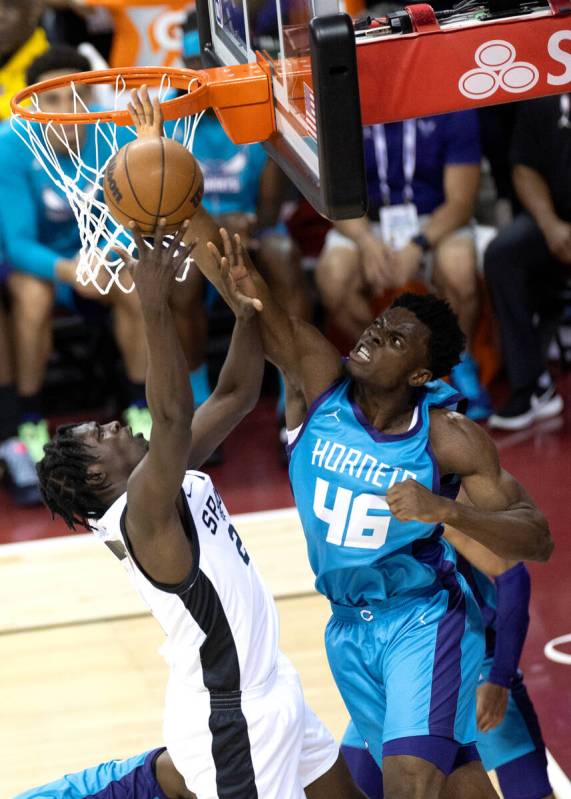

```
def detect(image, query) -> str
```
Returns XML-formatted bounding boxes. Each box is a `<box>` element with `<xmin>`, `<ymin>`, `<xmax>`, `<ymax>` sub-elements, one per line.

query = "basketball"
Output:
<box><xmin>103</xmin><ymin>137</ymin><xmax>203</xmax><ymax>233</ymax></box>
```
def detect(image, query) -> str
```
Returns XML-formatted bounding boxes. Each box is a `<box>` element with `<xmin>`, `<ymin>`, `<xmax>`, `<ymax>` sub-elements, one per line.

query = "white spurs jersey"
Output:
<box><xmin>94</xmin><ymin>470</ymin><xmax>280</xmax><ymax>692</ymax></box>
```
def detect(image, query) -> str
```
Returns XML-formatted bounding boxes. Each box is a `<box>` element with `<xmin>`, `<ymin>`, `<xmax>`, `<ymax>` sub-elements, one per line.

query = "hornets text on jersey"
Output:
<box><xmin>288</xmin><ymin>376</ymin><xmax>464</xmax><ymax>606</ymax></box>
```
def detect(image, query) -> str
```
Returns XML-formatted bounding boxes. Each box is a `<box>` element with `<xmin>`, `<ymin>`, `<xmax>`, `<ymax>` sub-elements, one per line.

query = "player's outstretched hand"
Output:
<box><xmin>207</xmin><ymin>228</ymin><xmax>263</xmax><ymax>320</ymax></box>
<box><xmin>476</xmin><ymin>682</ymin><xmax>509</xmax><ymax>733</ymax></box>
<box><xmin>128</xmin><ymin>85</ymin><xmax>164</xmax><ymax>139</ymax></box>
<box><xmin>113</xmin><ymin>219</ymin><xmax>195</xmax><ymax>309</ymax></box>
<box><xmin>386</xmin><ymin>479</ymin><xmax>447</xmax><ymax>524</ymax></box>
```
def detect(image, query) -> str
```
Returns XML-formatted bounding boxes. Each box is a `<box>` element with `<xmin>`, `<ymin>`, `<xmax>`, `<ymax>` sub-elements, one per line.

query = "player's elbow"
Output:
<box><xmin>531</xmin><ymin>515</ymin><xmax>554</xmax><ymax>562</ymax></box>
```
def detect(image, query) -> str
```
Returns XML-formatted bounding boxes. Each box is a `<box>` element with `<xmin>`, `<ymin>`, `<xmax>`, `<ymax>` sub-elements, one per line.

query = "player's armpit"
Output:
<box><xmin>125</xmin><ymin>499</ymin><xmax>193</xmax><ymax>587</ymax></box>
<box><xmin>125</xmin><ymin>424</ymin><xmax>194</xmax><ymax>585</ymax></box>
<box><xmin>288</xmin><ymin>317</ymin><xmax>344</xmax><ymax>407</ymax></box>
<box><xmin>430</xmin><ymin>411</ymin><xmax>553</xmax><ymax>562</ymax></box>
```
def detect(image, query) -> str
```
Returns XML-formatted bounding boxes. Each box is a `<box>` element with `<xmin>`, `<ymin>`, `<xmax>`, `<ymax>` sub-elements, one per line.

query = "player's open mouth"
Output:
<box><xmin>352</xmin><ymin>344</ymin><xmax>372</xmax><ymax>363</ymax></box>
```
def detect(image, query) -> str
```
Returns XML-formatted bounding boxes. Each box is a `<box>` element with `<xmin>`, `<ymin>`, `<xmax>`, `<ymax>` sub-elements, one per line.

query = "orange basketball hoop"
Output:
<box><xmin>11</xmin><ymin>60</ymin><xmax>275</xmax><ymax>144</ymax></box>
<box><xmin>9</xmin><ymin>61</ymin><xmax>276</xmax><ymax>296</ymax></box>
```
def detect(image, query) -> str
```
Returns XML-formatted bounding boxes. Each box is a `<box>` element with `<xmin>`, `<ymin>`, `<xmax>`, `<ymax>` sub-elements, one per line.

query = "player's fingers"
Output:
<box><xmin>140</xmin><ymin>85</ymin><xmax>153</xmax><ymax>120</ymax></box>
<box><xmin>220</xmin><ymin>256</ymin><xmax>231</xmax><ymax>281</ymax></box>
<box><xmin>219</xmin><ymin>227</ymin><xmax>233</xmax><ymax>262</ymax></box>
<box><xmin>110</xmin><ymin>245</ymin><xmax>131</xmax><ymax>265</ymax></box>
<box><xmin>154</xmin><ymin>218</ymin><xmax>168</xmax><ymax>253</ymax></box>
<box><xmin>173</xmin><ymin>243</ymin><xmax>193</xmax><ymax>271</ymax></box>
<box><xmin>128</xmin><ymin>221</ymin><xmax>146</xmax><ymax>255</ymax></box>
<box><xmin>152</xmin><ymin>95</ymin><xmax>163</xmax><ymax>127</ymax></box>
<box><xmin>206</xmin><ymin>240</ymin><xmax>222</xmax><ymax>265</ymax></box>
<box><xmin>172</xmin><ymin>237</ymin><xmax>196</xmax><ymax>270</ymax></box>
<box><xmin>168</xmin><ymin>219</ymin><xmax>190</xmax><ymax>254</ymax></box>
<box><xmin>478</xmin><ymin>707</ymin><xmax>492</xmax><ymax>732</ymax></box>
<box><xmin>251</xmin><ymin>297</ymin><xmax>263</xmax><ymax>312</ymax></box>
<box><xmin>129</xmin><ymin>88</ymin><xmax>145</xmax><ymax>121</ymax></box>
<box><xmin>233</xmin><ymin>232</ymin><xmax>245</xmax><ymax>258</ymax></box>
<box><xmin>126</xmin><ymin>101</ymin><xmax>141</xmax><ymax>128</ymax></box>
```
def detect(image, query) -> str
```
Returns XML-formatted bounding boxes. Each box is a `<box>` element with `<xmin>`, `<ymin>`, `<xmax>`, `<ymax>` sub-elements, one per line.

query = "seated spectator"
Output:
<box><xmin>0</xmin><ymin>0</ymin><xmax>50</xmax><ymax>499</ymax></box>
<box><xmin>0</xmin><ymin>258</ymin><xmax>41</xmax><ymax>506</ymax></box>
<box><xmin>484</xmin><ymin>95</ymin><xmax>568</xmax><ymax>430</ymax></box>
<box><xmin>0</xmin><ymin>0</ymin><xmax>48</xmax><ymax>122</ymax></box>
<box><xmin>0</xmin><ymin>46</ymin><xmax>149</xmax><ymax>462</ymax></box>
<box><xmin>314</xmin><ymin>111</ymin><xmax>490</xmax><ymax>419</ymax></box>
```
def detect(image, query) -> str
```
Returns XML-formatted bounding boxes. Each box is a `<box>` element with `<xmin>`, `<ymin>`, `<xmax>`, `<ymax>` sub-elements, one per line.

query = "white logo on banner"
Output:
<box><xmin>458</xmin><ymin>40</ymin><xmax>539</xmax><ymax>99</ymax></box>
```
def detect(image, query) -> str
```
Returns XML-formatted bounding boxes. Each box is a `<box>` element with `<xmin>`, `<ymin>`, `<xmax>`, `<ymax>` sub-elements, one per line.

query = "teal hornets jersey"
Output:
<box><xmin>288</xmin><ymin>376</ymin><xmax>464</xmax><ymax>605</ymax></box>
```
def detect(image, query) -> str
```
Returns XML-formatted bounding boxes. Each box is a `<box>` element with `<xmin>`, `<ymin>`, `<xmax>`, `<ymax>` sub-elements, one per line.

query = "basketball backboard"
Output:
<box><xmin>195</xmin><ymin>0</ymin><xmax>368</xmax><ymax>219</ymax></box>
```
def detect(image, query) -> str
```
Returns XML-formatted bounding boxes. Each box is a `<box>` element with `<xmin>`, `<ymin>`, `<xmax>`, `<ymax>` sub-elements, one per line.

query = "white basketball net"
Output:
<box><xmin>10</xmin><ymin>76</ymin><xmax>203</xmax><ymax>294</ymax></box>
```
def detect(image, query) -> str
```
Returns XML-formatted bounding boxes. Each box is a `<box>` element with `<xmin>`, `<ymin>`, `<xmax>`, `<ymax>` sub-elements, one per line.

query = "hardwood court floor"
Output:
<box><xmin>2</xmin><ymin>508</ymin><xmax>571</xmax><ymax>799</ymax></box>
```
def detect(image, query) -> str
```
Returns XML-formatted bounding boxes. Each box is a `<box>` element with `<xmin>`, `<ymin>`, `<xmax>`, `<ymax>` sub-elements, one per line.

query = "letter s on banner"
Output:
<box><xmin>547</xmin><ymin>30</ymin><xmax>571</xmax><ymax>86</ymax></box>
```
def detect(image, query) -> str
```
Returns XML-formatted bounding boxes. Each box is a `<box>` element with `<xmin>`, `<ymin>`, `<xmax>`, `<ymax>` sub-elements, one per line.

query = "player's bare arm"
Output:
<box><xmin>444</xmin><ymin>506</ymin><xmax>519</xmax><ymax>577</ymax></box>
<box><xmin>207</xmin><ymin>228</ymin><xmax>342</xmax><ymax>409</ymax></box>
<box><xmin>187</xmin><ymin>245</ymin><xmax>265</xmax><ymax>468</ymax></box>
<box><xmin>387</xmin><ymin>410</ymin><xmax>553</xmax><ymax>561</ymax></box>
<box><xmin>115</xmin><ymin>220</ymin><xmax>197</xmax><ymax>584</ymax></box>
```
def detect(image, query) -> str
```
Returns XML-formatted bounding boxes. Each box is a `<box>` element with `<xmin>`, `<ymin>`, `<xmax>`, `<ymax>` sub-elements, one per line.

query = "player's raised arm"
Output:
<box><xmin>113</xmin><ymin>221</ymin><xmax>196</xmax><ymax>577</ymax></box>
<box><xmin>206</xmin><ymin>229</ymin><xmax>342</xmax><ymax>407</ymax></box>
<box><xmin>187</xmin><ymin>245</ymin><xmax>264</xmax><ymax>468</ymax></box>
<box><xmin>387</xmin><ymin>411</ymin><xmax>553</xmax><ymax>561</ymax></box>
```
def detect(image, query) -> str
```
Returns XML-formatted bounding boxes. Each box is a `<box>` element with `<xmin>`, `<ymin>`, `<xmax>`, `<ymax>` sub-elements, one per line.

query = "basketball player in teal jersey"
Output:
<box><xmin>341</xmin><ymin>528</ymin><xmax>555</xmax><ymax>799</ymax></box>
<box><xmin>202</xmin><ymin>230</ymin><xmax>553</xmax><ymax>799</ymax></box>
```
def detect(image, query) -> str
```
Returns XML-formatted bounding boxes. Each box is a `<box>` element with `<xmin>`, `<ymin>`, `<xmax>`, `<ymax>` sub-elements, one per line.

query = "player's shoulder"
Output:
<box><xmin>429</xmin><ymin>407</ymin><xmax>497</xmax><ymax>475</ymax></box>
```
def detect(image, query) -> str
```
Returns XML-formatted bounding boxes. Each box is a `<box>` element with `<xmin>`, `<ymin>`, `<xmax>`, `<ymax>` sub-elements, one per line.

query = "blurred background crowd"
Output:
<box><xmin>0</xmin><ymin>0</ymin><xmax>569</xmax><ymax>508</ymax></box>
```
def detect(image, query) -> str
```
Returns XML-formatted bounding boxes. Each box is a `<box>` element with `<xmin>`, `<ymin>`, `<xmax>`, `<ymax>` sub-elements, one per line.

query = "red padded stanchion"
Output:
<box><xmin>357</xmin><ymin>2</ymin><xmax>571</xmax><ymax>124</ymax></box>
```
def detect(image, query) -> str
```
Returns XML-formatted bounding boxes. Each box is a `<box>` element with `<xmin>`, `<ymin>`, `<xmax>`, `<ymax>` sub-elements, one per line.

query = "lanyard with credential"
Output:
<box><xmin>372</xmin><ymin>119</ymin><xmax>417</xmax><ymax>207</ymax></box>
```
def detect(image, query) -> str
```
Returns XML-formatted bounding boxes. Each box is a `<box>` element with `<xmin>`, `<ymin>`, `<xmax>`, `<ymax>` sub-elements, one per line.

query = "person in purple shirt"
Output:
<box><xmin>315</xmin><ymin>112</ymin><xmax>490</xmax><ymax>420</ymax></box>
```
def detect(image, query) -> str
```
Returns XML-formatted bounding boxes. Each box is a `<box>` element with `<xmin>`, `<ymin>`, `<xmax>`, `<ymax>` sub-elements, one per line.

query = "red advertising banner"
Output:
<box><xmin>357</xmin><ymin>6</ymin><xmax>571</xmax><ymax>124</ymax></box>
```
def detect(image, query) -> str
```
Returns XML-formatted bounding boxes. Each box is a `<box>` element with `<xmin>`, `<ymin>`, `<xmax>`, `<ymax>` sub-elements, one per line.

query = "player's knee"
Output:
<box><xmin>383</xmin><ymin>756</ymin><xmax>443</xmax><ymax>799</ymax></box>
<box><xmin>435</xmin><ymin>236</ymin><xmax>475</xmax><ymax>273</ymax></box>
<box><xmin>435</xmin><ymin>264</ymin><xmax>478</xmax><ymax>304</ymax></box>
